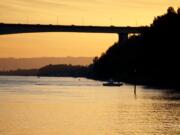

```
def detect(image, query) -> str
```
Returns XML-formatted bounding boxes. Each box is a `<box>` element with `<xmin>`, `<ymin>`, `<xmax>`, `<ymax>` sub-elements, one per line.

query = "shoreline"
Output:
<box><xmin>1</xmin><ymin>74</ymin><xmax>180</xmax><ymax>91</ymax></box>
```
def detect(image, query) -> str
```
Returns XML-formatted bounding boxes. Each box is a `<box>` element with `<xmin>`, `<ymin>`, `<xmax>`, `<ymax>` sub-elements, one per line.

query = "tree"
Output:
<box><xmin>93</xmin><ymin>57</ymin><xmax>98</xmax><ymax>64</ymax></box>
<box><xmin>167</xmin><ymin>7</ymin><xmax>176</xmax><ymax>14</ymax></box>
<box><xmin>177</xmin><ymin>7</ymin><xmax>180</xmax><ymax>15</ymax></box>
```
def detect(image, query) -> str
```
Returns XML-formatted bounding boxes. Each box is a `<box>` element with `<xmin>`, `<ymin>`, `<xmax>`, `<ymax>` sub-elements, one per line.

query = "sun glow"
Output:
<box><xmin>0</xmin><ymin>0</ymin><xmax>179</xmax><ymax>57</ymax></box>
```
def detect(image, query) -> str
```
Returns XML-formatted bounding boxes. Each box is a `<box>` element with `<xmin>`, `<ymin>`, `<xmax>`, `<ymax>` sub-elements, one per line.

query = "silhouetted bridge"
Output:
<box><xmin>0</xmin><ymin>23</ymin><xmax>147</xmax><ymax>42</ymax></box>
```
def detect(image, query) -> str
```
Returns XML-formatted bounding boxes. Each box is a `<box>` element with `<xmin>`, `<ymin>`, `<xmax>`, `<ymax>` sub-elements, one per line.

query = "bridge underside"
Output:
<box><xmin>118</xmin><ymin>33</ymin><xmax>129</xmax><ymax>43</ymax></box>
<box><xmin>0</xmin><ymin>23</ymin><xmax>144</xmax><ymax>43</ymax></box>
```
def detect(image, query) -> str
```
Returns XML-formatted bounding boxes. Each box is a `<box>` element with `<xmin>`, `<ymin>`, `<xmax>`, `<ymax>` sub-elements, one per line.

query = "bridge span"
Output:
<box><xmin>0</xmin><ymin>23</ymin><xmax>146</xmax><ymax>42</ymax></box>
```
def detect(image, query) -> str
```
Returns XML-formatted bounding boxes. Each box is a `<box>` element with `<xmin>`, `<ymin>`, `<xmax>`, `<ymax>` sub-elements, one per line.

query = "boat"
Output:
<box><xmin>103</xmin><ymin>80</ymin><xmax>123</xmax><ymax>86</ymax></box>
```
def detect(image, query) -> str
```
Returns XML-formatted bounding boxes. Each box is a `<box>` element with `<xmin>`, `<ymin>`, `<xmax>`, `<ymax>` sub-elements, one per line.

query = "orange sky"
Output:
<box><xmin>0</xmin><ymin>0</ymin><xmax>179</xmax><ymax>58</ymax></box>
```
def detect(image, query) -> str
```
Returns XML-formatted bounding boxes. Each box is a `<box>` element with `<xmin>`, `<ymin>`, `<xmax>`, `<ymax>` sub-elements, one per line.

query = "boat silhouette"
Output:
<box><xmin>103</xmin><ymin>79</ymin><xmax>123</xmax><ymax>86</ymax></box>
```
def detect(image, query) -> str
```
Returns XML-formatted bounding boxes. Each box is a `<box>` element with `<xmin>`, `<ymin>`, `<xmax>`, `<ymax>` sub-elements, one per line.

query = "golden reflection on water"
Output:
<box><xmin>0</xmin><ymin>79</ymin><xmax>180</xmax><ymax>135</ymax></box>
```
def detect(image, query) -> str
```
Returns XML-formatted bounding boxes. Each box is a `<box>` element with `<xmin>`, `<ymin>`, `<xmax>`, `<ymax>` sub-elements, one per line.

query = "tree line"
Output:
<box><xmin>92</xmin><ymin>7</ymin><xmax>180</xmax><ymax>88</ymax></box>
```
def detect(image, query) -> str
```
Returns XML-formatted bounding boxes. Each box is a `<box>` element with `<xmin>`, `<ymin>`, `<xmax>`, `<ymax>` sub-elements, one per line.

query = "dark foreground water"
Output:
<box><xmin>0</xmin><ymin>76</ymin><xmax>179</xmax><ymax>135</ymax></box>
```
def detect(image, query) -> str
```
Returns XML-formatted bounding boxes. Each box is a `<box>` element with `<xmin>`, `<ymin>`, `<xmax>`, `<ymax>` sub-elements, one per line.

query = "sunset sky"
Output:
<box><xmin>0</xmin><ymin>0</ymin><xmax>179</xmax><ymax>58</ymax></box>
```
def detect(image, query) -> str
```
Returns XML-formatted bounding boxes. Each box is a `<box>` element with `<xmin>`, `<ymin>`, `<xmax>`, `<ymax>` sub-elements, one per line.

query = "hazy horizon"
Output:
<box><xmin>0</xmin><ymin>57</ymin><xmax>93</xmax><ymax>71</ymax></box>
<box><xmin>0</xmin><ymin>56</ymin><xmax>93</xmax><ymax>59</ymax></box>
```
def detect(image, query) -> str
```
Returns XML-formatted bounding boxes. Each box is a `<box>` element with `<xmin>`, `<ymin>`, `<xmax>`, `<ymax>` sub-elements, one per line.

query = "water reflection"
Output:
<box><xmin>163</xmin><ymin>90</ymin><xmax>180</xmax><ymax>100</ymax></box>
<box><xmin>111</xmin><ymin>88</ymin><xmax>180</xmax><ymax>134</ymax></box>
<box><xmin>0</xmin><ymin>76</ymin><xmax>179</xmax><ymax>135</ymax></box>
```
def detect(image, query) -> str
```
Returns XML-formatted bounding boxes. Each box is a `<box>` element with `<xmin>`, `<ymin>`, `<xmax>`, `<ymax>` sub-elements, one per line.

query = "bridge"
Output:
<box><xmin>0</xmin><ymin>23</ymin><xmax>146</xmax><ymax>42</ymax></box>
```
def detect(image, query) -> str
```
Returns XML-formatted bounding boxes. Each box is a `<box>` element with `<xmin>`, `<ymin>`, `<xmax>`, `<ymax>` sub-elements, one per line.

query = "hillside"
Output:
<box><xmin>0</xmin><ymin>57</ymin><xmax>93</xmax><ymax>71</ymax></box>
<box><xmin>92</xmin><ymin>7</ymin><xmax>180</xmax><ymax>88</ymax></box>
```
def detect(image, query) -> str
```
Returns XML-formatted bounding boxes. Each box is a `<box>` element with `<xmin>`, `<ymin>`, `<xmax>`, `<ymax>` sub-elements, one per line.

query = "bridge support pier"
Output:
<box><xmin>118</xmin><ymin>33</ymin><xmax>128</xmax><ymax>44</ymax></box>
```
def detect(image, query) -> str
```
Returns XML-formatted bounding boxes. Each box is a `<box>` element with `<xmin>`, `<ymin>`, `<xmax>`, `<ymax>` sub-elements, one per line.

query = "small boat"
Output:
<box><xmin>103</xmin><ymin>80</ymin><xmax>123</xmax><ymax>86</ymax></box>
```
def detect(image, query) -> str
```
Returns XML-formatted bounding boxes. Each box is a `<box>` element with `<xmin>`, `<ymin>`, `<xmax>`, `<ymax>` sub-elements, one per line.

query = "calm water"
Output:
<box><xmin>0</xmin><ymin>76</ymin><xmax>179</xmax><ymax>135</ymax></box>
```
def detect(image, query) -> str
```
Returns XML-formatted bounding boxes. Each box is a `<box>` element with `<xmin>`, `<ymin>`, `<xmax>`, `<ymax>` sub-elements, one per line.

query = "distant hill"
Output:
<box><xmin>38</xmin><ymin>64</ymin><xmax>91</xmax><ymax>77</ymax></box>
<box><xmin>0</xmin><ymin>64</ymin><xmax>94</xmax><ymax>78</ymax></box>
<box><xmin>0</xmin><ymin>57</ymin><xmax>93</xmax><ymax>71</ymax></box>
<box><xmin>0</xmin><ymin>69</ymin><xmax>38</xmax><ymax>76</ymax></box>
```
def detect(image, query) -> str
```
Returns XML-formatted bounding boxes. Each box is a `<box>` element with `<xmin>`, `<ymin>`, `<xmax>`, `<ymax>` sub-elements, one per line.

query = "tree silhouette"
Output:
<box><xmin>92</xmin><ymin>7</ymin><xmax>180</xmax><ymax>88</ymax></box>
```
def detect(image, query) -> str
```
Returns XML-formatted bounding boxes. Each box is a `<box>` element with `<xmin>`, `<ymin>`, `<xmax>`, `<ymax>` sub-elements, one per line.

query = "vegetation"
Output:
<box><xmin>0</xmin><ymin>64</ymin><xmax>94</xmax><ymax>78</ymax></box>
<box><xmin>37</xmin><ymin>64</ymin><xmax>93</xmax><ymax>77</ymax></box>
<box><xmin>92</xmin><ymin>7</ymin><xmax>180</xmax><ymax>88</ymax></box>
<box><xmin>0</xmin><ymin>69</ymin><xmax>38</xmax><ymax>76</ymax></box>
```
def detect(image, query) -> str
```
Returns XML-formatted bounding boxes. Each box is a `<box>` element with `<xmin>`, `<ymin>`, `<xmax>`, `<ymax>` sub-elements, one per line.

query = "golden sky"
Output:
<box><xmin>0</xmin><ymin>0</ymin><xmax>179</xmax><ymax>58</ymax></box>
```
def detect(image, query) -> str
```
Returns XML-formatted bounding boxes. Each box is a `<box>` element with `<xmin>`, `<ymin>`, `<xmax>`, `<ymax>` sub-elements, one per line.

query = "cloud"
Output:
<box><xmin>0</xmin><ymin>0</ymin><xmax>82</xmax><ymax>14</ymax></box>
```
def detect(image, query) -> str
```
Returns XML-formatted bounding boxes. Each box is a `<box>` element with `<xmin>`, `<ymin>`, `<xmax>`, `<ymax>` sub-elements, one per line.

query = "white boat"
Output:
<box><xmin>103</xmin><ymin>80</ymin><xmax>123</xmax><ymax>86</ymax></box>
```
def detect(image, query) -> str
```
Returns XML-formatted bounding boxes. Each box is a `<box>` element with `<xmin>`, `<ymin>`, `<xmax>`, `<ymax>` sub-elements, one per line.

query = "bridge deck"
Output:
<box><xmin>0</xmin><ymin>23</ymin><xmax>146</xmax><ymax>35</ymax></box>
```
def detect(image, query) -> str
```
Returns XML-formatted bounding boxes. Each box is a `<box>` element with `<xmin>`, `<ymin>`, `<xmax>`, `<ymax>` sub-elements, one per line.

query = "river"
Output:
<box><xmin>0</xmin><ymin>76</ymin><xmax>179</xmax><ymax>135</ymax></box>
